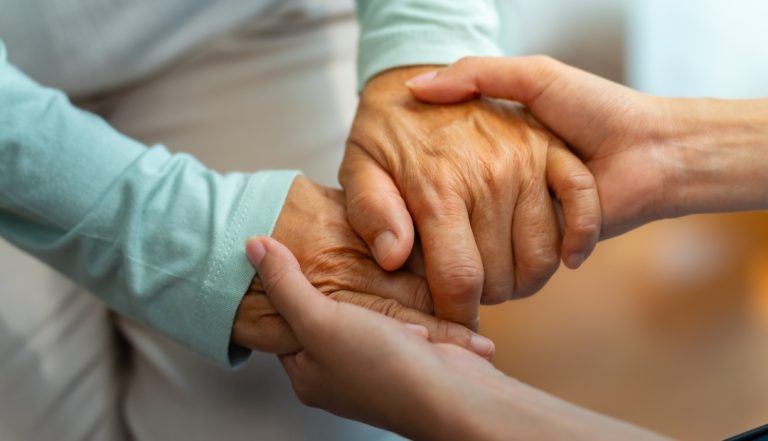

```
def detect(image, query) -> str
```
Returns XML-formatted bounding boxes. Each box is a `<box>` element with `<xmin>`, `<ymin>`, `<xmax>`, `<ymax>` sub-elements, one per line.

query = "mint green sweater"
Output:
<box><xmin>0</xmin><ymin>0</ymin><xmax>502</xmax><ymax>367</ymax></box>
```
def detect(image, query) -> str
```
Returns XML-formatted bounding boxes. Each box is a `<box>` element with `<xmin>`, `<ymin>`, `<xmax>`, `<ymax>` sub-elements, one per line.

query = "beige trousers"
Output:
<box><xmin>1</xmin><ymin>10</ymin><xmax>401</xmax><ymax>441</ymax></box>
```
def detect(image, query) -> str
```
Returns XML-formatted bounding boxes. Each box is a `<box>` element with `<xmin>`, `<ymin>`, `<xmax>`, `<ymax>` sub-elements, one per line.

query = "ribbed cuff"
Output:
<box><xmin>200</xmin><ymin>170</ymin><xmax>300</xmax><ymax>368</ymax></box>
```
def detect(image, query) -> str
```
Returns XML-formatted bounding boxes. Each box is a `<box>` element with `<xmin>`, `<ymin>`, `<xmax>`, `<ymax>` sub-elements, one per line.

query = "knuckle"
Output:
<box><xmin>514</xmin><ymin>249</ymin><xmax>559</xmax><ymax>297</ymax></box>
<box><xmin>346</xmin><ymin>189</ymin><xmax>381</xmax><ymax>216</ymax></box>
<box><xmin>433</xmin><ymin>261</ymin><xmax>483</xmax><ymax>301</ymax></box>
<box><xmin>557</xmin><ymin>173</ymin><xmax>601</xmax><ymax>239</ymax></box>
<box><xmin>344</xmin><ymin>190</ymin><xmax>404</xmax><ymax>238</ymax></box>
<box><xmin>569</xmin><ymin>214</ymin><xmax>601</xmax><ymax>240</ymax></box>
<box><xmin>520</xmin><ymin>246</ymin><xmax>560</xmax><ymax>275</ymax></box>
<box><xmin>374</xmin><ymin>298</ymin><xmax>405</xmax><ymax>318</ymax></box>
<box><xmin>478</xmin><ymin>160</ymin><xmax>511</xmax><ymax>195</ymax></box>
<box><xmin>437</xmin><ymin>319</ymin><xmax>474</xmax><ymax>348</ymax></box>
<box><xmin>560</xmin><ymin>171</ymin><xmax>597</xmax><ymax>196</ymax></box>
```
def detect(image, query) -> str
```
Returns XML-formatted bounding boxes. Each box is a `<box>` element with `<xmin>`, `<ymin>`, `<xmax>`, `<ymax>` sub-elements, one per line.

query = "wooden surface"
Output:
<box><xmin>481</xmin><ymin>212</ymin><xmax>768</xmax><ymax>440</ymax></box>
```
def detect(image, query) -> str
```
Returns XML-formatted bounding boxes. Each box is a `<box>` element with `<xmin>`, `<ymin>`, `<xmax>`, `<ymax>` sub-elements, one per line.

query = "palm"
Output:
<box><xmin>585</xmin><ymin>143</ymin><xmax>668</xmax><ymax>238</ymax></box>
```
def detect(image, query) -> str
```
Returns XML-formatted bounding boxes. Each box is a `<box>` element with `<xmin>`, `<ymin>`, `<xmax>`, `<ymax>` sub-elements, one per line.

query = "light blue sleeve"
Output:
<box><xmin>0</xmin><ymin>42</ymin><xmax>298</xmax><ymax>368</ymax></box>
<box><xmin>355</xmin><ymin>0</ymin><xmax>504</xmax><ymax>90</ymax></box>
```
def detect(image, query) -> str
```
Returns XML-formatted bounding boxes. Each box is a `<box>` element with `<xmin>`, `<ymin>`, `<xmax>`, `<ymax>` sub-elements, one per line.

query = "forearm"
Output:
<box><xmin>439</xmin><ymin>378</ymin><xmax>668</xmax><ymax>441</ymax></box>
<box><xmin>0</xmin><ymin>41</ymin><xmax>298</xmax><ymax>366</ymax></box>
<box><xmin>659</xmin><ymin>98</ymin><xmax>768</xmax><ymax>218</ymax></box>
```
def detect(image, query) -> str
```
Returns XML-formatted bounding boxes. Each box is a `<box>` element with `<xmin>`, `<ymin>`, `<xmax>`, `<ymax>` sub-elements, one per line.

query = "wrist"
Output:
<box><xmin>658</xmin><ymin>98</ymin><xmax>768</xmax><ymax>217</ymax></box>
<box><xmin>443</xmin><ymin>378</ymin><xmax>667</xmax><ymax>441</ymax></box>
<box><xmin>423</xmin><ymin>374</ymin><xmax>518</xmax><ymax>441</ymax></box>
<box><xmin>362</xmin><ymin>65</ymin><xmax>442</xmax><ymax>101</ymax></box>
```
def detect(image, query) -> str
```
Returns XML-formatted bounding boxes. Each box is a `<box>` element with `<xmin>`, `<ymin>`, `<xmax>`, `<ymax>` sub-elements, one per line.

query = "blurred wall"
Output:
<box><xmin>500</xmin><ymin>0</ymin><xmax>630</xmax><ymax>81</ymax></box>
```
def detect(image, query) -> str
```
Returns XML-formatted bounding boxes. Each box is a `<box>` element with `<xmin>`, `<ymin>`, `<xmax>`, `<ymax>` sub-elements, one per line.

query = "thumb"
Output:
<box><xmin>339</xmin><ymin>145</ymin><xmax>415</xmax><ymax>271</ymax></box>
<box><xmin>406</xmin><ymin>56</ymin><xmax>561</xmax><ymax>107</ymax></box>
<box><xmin>245</xmin><ymin>237</ymin><xmax>331</xmax><ymax>339</ymax></box>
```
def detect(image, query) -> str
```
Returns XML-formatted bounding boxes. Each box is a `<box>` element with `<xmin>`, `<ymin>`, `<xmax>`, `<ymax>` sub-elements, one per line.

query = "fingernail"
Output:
<box><xmin>373</xmin><ymin>230</ymin><xmax>397</xmax><ymax>264</ymax></box>
<box><xmin>404</xmin><ymin>324</ymin><xmax>429</xmax><ymax>339</ymax></box>
<box><xmin>405</xmin><ymin>70</ymin><xmax>438</xmax><ymax>87</ymax></box>
<box><xmin>245</xmin><ymin>237</ymin><xmax>266</xmax><ymax>268</ymax></box>
<box><xmin>470</xmin><ymin>335</ymin><xmax>496</xmax><ymax>359</ymax></box>
<box><xmin>566</xmin><ymin>252</ymin><xmax>586</xmax><ymax>269</ymax></box>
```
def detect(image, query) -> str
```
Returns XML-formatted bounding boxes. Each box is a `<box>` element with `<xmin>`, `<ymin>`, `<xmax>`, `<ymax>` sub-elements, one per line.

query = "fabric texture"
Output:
<box><xmin>0</xmin><ymin>42</ymin><xmax>299</xmax><ymax>366</ymax></box>
<box><xmin>356</xmin><ymin>0</ymin><xmax>503</xmax><ymax>89</ymax></box>
<box><xmin>0</xmin><ymin>0</ymin><xmax>503</xmax><ymax>368</ymax></box>
<box><xmin>90</xmin><ymin>15</ymin><xmax>403</xmax><ymax>441</ymax></box>
<box><xmin>0</xmin><ymin>1</ymin><xmax>503</xmax><ymax>439</ymax></box>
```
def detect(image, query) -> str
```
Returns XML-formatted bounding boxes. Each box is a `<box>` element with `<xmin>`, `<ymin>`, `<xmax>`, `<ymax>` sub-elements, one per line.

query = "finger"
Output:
<box><xmin>232</xmin><ymin>293</ymin><xmax>301</xmax><ymax>354</ymax></box>
<box><xmin>404</xmin><ymin>239</ymin><xmax>426</xmax><ymax>278</ymax></box>
<box><xmin>403</xmin><ymin>323</ymin><xmax>429</xmax><ymax>340</ymax></box>
<box><xmin>511</xmin><ymin>169</ymin><xmax>561</xmax><ymax>298</ymax></box>
<box><xmin>329</xmin><ymin>290</ymin><xmax>495</xmax><ymax>360</ymax></box>
<box><xmin>245</xmin><ymin>237</ymin><xmax>332</xmax><ymax>339</ymax></box>
<box><xmin>339</xmin><ymin>145</ymin><xmax>415</xmax><ymax>271</ymax></box>
<box><xmin>406</xmin><ymin>56</ymin><xmax>561</xmax><ymax>108</ymax></box>
<box><xmin>348</xmin><ymin>259</ymin><xmax>433</xmax><ymax>313</ymax></box>
<box><xmin>416</xmin><ymin>195</ymin><xmax>484</xmax><ymax>330</ymax></box>
<box><xmin>407</xmin><ymin>56</ymin><xmax>623</xmax><ymax>157</ymax></box>
<box><xmin>470</xmin><ymin>200</ymin><xmax>516</xmax><ymax>305</ymax></box>
<box><xmin>547</xmin><ymin>143</ymin><xmax>601</xmax><ymax>269</ymax></box>
<box><xmin>278</xmin><ymin>353</ymin><xmax>322</xmax><ymax>408</ymax></box>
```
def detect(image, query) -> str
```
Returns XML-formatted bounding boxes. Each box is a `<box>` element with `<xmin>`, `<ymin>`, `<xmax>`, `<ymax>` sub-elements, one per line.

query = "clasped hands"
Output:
<box><xmin>236</xmin><ymin>58</ymin><xmax>703</xmax><ymax>440</ymax></box>
<box><xmin>232</xmin><ymin>63</ymin><xmax>606</xmax><ymax>357</ymax></box>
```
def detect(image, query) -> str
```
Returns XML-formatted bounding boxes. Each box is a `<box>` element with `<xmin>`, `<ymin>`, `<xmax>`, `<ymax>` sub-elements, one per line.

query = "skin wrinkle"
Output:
<box><xmin>234</xmin><ymin>176</ymin><xmax>489</xmax><ymax>355</ymax></box>
<box><xmin>341</xmin><ymin>65</ymin><xmax>602</xmax><ymax>328</ymax></box>
<box><xmin>445</xmin><ymin>103</ymin><xmax>556</xmax><ymax>298</ymax></box>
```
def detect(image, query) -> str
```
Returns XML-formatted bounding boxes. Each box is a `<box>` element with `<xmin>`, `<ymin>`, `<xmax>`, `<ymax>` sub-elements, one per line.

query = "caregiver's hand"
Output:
<box><xmin>246</xmin><ymin>236</ymin><xmax>667</xmax><ymax>441</ymax></box>
<box><xmin>341</xmin><ymin>66</ymin><xmax>602</xmax><ymax>329</ymax></box>
<box><xmin>232</xmin><ymin>176</ymin><xmax>495</xmax><ymax>357</ymax></box>
<box><xmin>408</xmin><ymin>56</ymin><xmax>768</xmax><ymax>237</ymax></box>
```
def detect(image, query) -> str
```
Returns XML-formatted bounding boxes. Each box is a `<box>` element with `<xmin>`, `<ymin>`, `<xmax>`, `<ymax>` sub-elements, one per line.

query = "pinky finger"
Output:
<box><xmin>546</xmin><ymin>142</ymin><xmax>602</xmax><ymax>269</ymax></box>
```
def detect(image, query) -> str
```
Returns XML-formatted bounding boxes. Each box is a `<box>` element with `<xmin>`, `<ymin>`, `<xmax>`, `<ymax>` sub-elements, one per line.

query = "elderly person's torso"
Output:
<box><xmin>0</xmin><ymin>1</ymin><xmax>406</xmax><ymax>440</ymax></box>
<box><xmin>0</xmin><ymin>0</ymin><xmax>352</xmax><ymax>96</ymax></box>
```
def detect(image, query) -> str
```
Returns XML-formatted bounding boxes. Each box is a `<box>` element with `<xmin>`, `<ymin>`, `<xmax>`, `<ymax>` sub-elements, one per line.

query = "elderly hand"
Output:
<box><xmin>340</xmin><ymin>66</ymin><xmax>601</xmax><ymax>329</ymax></box>
<box><xmin>231</xmin><ymin>176</ymin><xmax>495</xmax><ymax>357</ymax></box>
<box><xmin>408</xmin><ymin>56</ymin><xmax>768</xmax><ymax>238</ymax></box>
<box><xmin>245</xmin><ymin>236</ymin><xmax>667</xmax><ymax>441</ymax></box>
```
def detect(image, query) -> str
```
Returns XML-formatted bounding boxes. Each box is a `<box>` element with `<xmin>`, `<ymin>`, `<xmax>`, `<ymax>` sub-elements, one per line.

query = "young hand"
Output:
<box><xmin>408</xmin><ymin>56</ymin><xmax>768</xmax><ymax>237</ymax></box>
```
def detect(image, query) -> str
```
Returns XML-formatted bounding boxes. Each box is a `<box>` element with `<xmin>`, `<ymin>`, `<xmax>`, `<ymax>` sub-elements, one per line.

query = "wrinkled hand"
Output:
<box><xmin>246</xmin><ymin>236</ymin><xmax>667</xmax><ymax>441</ymax></box>
<box><xmin>231</xmin><ymin>176</ymin><xmax>495</xmax><ymax>358</ymax></box>
<box><xmin>408</xmin><ymin>56</ymin><xmax>689</xmax><ymax>238</ymax></box>
<box><xmin>340</xmin><ymin>67</ymin><xmax>601</xmax><ymax>329</ymax></box>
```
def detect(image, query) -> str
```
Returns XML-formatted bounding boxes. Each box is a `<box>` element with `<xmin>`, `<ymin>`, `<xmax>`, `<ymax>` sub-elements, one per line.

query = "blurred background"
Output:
<box><xmin>2</xmin><ymin>0</ymin><xmax>767</xmax><ymax>440</ymax></box>
<box><xmin>484</xmin><ymin>0</ymin><xmax>768</xmax><ymax>439</ymax></box>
